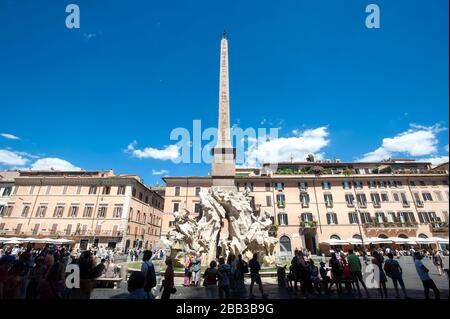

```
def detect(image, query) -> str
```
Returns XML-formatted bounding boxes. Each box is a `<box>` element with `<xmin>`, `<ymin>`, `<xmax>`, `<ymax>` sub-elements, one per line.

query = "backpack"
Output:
<box><xmin>144</xmin><ymin>261</ymin><xmax>157</xmax><ymax>292</ymax></box>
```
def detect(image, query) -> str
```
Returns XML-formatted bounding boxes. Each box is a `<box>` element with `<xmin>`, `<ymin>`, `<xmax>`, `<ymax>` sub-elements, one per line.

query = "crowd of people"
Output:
<box><xmin>0</xmin><ymin>244</ymin><xmax>123</xmax><ymax>299</ymax></box>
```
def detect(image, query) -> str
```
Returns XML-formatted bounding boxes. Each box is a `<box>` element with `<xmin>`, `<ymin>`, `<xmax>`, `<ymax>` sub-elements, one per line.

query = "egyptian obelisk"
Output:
<box><xmin>211</xmin><ymin>31</ymin><xmax>236</xmax><ymax>189</ymax></box>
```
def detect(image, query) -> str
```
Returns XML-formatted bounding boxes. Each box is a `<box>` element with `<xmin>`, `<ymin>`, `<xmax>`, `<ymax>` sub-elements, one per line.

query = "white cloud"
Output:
<box><xmin>152</xmin><ymin>169</ymin><xmax>169</xmax><ymax>175</ymax></box>
<box><xmin>31</xmin><ymin>158</ymin><xmax>81</xmax><ymax>171</ymax></box>
<box><xmin>419</xmin><ymin>156</ymin><xmax>449</xmax><ymax>166</ymax></box>
<box><xmin>445</xmin><ymin>144</ymin><xmax>449</xmax><ymax>153</ymax></box>
<box><xmin>0</xmin><ymin>149</ymin><xmax>29</xmax><ymax>166</ymax></box>
<box><xmin>1</xmin><ymin>133</ymin><xmax>20</xmax><ymax>140</ymax></box>
<box><xmin>244</xmin><ymin>126</ymin><xmax>330</xmax><ymax>167</ymax></box>
<box><xmin>127</xmin><ymin>141</ymin><xmax>180</xmax><ymax>161</ymax></box>
<box><xmin>359</xmin><ymin>124</ymin><xmax>446</xmax><ymax>162</ymax></box>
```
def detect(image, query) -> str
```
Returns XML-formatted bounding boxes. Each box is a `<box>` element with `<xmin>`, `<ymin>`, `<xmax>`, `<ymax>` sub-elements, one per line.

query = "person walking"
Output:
<box><xmin>203</xmin><ymin>260</ymin><xmax>219</xmax><ymax>299</ymax></box>
<box><xmin>161</xmin><ymin>257</ymin><xmax>175</xmax><ymax>299</ymax></box>
<box><xmin>384</xmin><ymin>252</ymin><xmax>408</xmax><ymax>299</ymax></box>
<box><xmin>249</xmin><ymin>253</ymin><xmax>267</xmax><ymax>298</ymax></box>
<box><xmin>141</xmin><ymin>250</ymin><xmax>157</xmax><ymax>298</ymax></box>
<box><xmin>233</xmin><ymin>255</ymin><xmax>247</xmax><ymax>298</ymax></box>
<box><xmin>414</xmin><ymin>251</ymin><xmax>440</xmax><ymax>299</ymax></box>
<box><xmin>371</xmin><ymin>250</ymin><xmax>388</xmax><ymax>298</ymax></box>
<box><xmin>346</xmin><ymin>249</ymin><xmax>370</xmax><ymax>298</ymax></box>
<box><xmin>183</xmin><ymin>256</ymin><xmax>192</xmax><ymax>287</ymax></box>
<box><xmin>218</xmin><ymin>257</ymin><xmax>231</xmax><ymax>299</ymax></box>
<box><xmin>432</xmin><ymin>250</ymin><xmax>444</xmax><ymax>276</ymax></box>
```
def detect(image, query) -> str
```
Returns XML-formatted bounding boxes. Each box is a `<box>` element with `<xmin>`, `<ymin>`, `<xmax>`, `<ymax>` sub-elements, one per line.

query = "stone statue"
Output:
<box><xmin>164</xmin><ymin>187</ymin><xmax>278</xmax><ymax>266</ymax></box>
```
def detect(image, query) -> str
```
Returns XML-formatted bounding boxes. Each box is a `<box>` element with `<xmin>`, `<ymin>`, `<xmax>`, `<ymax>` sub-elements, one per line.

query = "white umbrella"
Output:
<box><xmin>22</xmin><ymin>237</ymin><xmax>44</xmax><ymax>243</ymax></box>
<box><xmin>0</xmin><ymin>237</ymin><xmax>9</xmax><ymax>243</ymax></box>
<box><xmin>391</xmin><ymin>237</ymin><xmax>415</xmax><ymax>244</ymax></box>
<box><xmin>40</xmin><ymin>238</ymin><xmax>57</xmax><ymax>244</ymax></box>
<box><xmin>431</xmin><ymin>237</ymin><xmax>449</xmax><ymax>244</ymax></box>
<box><xmin>348</xmin><ymin>238</ymin><xmax>364</xmax><ymax>245</ymax></box>
<box><xmin>53</xmin><ymin>238</ymin><xmax>74</xmax><ymax>244</ymax></box>
<box><xmin>414</xmin><ymin>237</ymin><xmax>436</xmax><ymax>244</ymax></box>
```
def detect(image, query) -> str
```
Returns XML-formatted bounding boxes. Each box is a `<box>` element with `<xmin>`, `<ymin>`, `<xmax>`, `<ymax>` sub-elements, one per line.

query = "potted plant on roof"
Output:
<box><xmin>312</xmin><ymin>165</ymin><xmax>323</xmax><ymax>175</ymax></box>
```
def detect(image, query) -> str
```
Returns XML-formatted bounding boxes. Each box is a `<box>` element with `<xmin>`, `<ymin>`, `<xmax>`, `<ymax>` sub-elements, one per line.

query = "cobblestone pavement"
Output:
<box><xmin>91</xmin><ymin>256</ymin><xmax>449</xmax><ymax>300</ymax></box>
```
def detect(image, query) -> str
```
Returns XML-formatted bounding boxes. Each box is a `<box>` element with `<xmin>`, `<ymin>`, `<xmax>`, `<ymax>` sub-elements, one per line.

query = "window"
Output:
<box><xmin>21</xmin><ymin>205</ymin><xmax>30</xmax><ymax>217</ymax></box>
<box><xmin>354</xmin><ymin>181</ymin><xmax>363</xmax><ymax>189</ymax></box>
<box><xmin>12</xmin><ymin>186</ymin><xmax>18</xmax><ymax>195</ymax></box>
<box><xmin>387</xmin><ymin>212</ymin><xmax>396</xmax><ymax>223</ymax></box>
<box><xmin>419</xmin><ymin>181</ymin><xmax>426</xmax><ymax>186</ymax></box>
<box><xmin>83</xmin><ymin>205</ymin><xmax>93</xmax><ymax>217</ymax></box>
<box><xmin>342</xmin><ymin>181</ymin><xmax>351</xmax><ymax>190</ymax></box>
<box><xmin>103</xmin><ymin>186</ymin><xmax>111</xmax><ymax>195</ymax></box>
<box><xmin>195</xmin><ymin>187</ymin><xmax>201</xmax><ymax>196</ymax></box>
<box><xmin>375</xmin><ymin>212</ymin><xmax>386</xmax><ymax>223</ymax></box>
<box><xmin>0</xmin><ymin>205</ymin><xmax>4</xmax><ymax>217</ymax></box>
<box><xmin>76</xmin><ymin>186</ymin><xmax>82</xmax><ymax>194</ymax></box>
<box><xmin>392</xmin><ymin>193</ymin><xmax>400</xmax><ymax>202</ymax></box>
<box><xmin>50</xmin><ymin>224</ymin><xmax>58</xmax><ymax>235</ymax></box>
<box><xmin>326</xmin><ymin>213</ymin><xmax>338</xmax><ymax>225</ymax></box>
<box><xmin>29</xmin><ymin>186</ymin><xmax>35</xmax><ymax>195</ymax></box>
<box><xmin>348</xmin><ymin>212</ymin><xmax>359</xmax><ymax>224</ymax></box>
<box><xmin>139</xmin><ymin>192</ymin><xmax>143</xmax><ymax>201</ymax></box>
<box><xmin>356</xmin><ymin>193</ymin><xmax>367</xmax><ymax>207</ymax></box>
<box><xmin>368</xmin><ymin>181</ymin><xmax>376</xmax><ymax>188</ymax></box>
<box><xmin>32</xmin><ymin>224</ymin><xmax>40</xmax><ymax>235</ymax></box>
<box><xmin>194</xmin><ymin>203</ymin><xmax>201</xmax><ymax>213</ymax></box>
<box><xmin>173</xmin><ymin>203</ymin><xmax>180</xmax><ymax>212</ymax></box>
<box><xmin>277</xmin><ymin>213</ymin><xmax>288</xmax><ymax>226</ymax></box>
<box><xmin>396</xmin><ymin>181</ymin><xmax>403</xmax><ymax>187</ymax></box>
<box><xmin>266</xmin><ymin>196</ymin><xmax>272</xmax><ymax>207</ymax></box>
<box><xmin>301</xmin><ymin>213</ymin><xmax>313</xmax><ymax>222</ymax></box>
<box><xmin>422</xmin><ymin>192</ymin><xmax>433</xmax><ymax>202</ymax></box>
<box><xmin>174</xmin><ymin>187</ymin><xmax>180</xmax><ymax>196</ymax></box>
<box><xmin>388</xmin><ymin>180</ymin><xmax>397</xmax><ymax>188</ymax></box>
<box><xmin>117</xmin><ymin>186</ymin><xmax>126</xmax><ymax>195</ymax></box>
<box><xmin>380</xmin><ymin>193</ymin><xmax>389</xmax><ymax>202</ymax></box>
<box><xmin>409</xmin><ymin>181</ymin><xmax>416</xmax><ymax>187</ymax></box>
<box><xmin>3</xmin><ymin>205</ymin><xmax>13</xmax><ymax>217</ymax></box>
<box><xmin>401</xmin><ymin>193</ymin><xmax>409</xmax><ymax>206</ymax></box>
<box><xmin>276</xmin><ymin>182</ymin><xmax>284</xmax><ymax>191</ymax></box>
<box><xmin>322</xmin><ymin>181</ymin><xmax>331</xmax><ymax>190</ymax></box>
<box><xmin>265</xmin><ymin>183</ymin><xmax>271</xmax><ymax>191</ymax></box>
<box><xmin>3</xmin><ymin>186</ymin><xmax>12</xmax><ymax>197</ymax></box>
<box><xmin>132</xmin><ymin>188</ymin><xmax>136</xmax><ymax>197</ymax></box>
<box><xmin>114</xmin><ymin>206</ymin><xmax>123</xmax><ymax>218</ymax></box>
<box><xmin>62</xmin><ymin>185</ymin><xmax>68</xmax><ymax>195</ymax></box>
<box><xmin>53</xmin><ymin>206</ymin><xmax>64</xmax><ymax>217</ymax></box>
<box><xmin>276</xmin><ymin>194</ymin><xmax>285</xmax><ymax>207</ymax></box>
<box><xmin>98</xmin><ymin>206</ymin><xmax>107</xmax><ymax>218</ymax></box>
<box><xmin>324</xmin><ymin>193</ymin><xmax>333</xmax><ymax>207</ymax></box>
<box><xmin>45</xmin><ymin>186</ymin><xmax>51</xmax><ymax>195</ymax></box>
<box><xmin>345</xmin><ymin>194</ymin><xmax>355</xmax><ymax>206</ymax></box>
<box><xmin>360</xmin><ymin>212</ymin><xmax>371</xmax><ymax>224</ymax></box>
<box><xmin>69</xmin><ymin>206</ymin><xmax>79</xmax><ymax>218</ymax></box>
<box><xmin>298</xmin><ymin>182</ymin><xmax>308</xmax><ymax>190</ymax></box>
<box><xmin>371</xmin><ymin>193</ymin><xmax>381</xmax><ymax>207</ymax></box>
<box><xmin>244</xmin><ymin>182</ymin><xmax>254</xmax><ymax>192</ymax></box>
<box><xmin>89</xmin><ymin>186</ymin><xmax>97</xmax><ymax>195</ymax></box>
<box><xmin>36</xmin><ymin>205</ymin><xmax>47</xmax><ymax>218</ymax></box>
<box><xmin>279</xmin><ymin>236</ymin><xmax>292</xmax><ymax>256</ymax></box>
<box><xmin>300</xmin><ymin>192</ymin><xmax>309</xmax><ymax>208</ymax></box>
<box><xmin>378</xmin><ymin>181</ymin><xmax>386</xmax><ymax>188</ymax></box>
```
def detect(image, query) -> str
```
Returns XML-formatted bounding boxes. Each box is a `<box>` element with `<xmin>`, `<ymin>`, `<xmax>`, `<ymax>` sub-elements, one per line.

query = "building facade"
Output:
<box><xmin>162</xmin><ymin>160</ymin><xmax>449</xmax><ymax>256</ymax></box>
<box><xmin>0</xmin><ymin>170</ymin><xmax>164</xmax><ymax>251</ymax></box>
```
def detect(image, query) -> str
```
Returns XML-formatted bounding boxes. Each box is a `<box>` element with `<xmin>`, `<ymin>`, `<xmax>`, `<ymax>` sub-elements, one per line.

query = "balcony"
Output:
<box><xmin>277</xmin><ymin>201</ymin><xmax>285</xmax><ymax>208</ymax></box>
<box><xmin>373</xmin><ymin>202</ymin><xmax>381</xmax><ymax>208</ymax></box>
<box><xmin>325</xmin><ymin>201</ymin><xmax>333</xmax><ymax>208</ymax></box>
<box><xmin>402</xmin><ymin>201</ymin><xmax>410</xmax><ymax>208</ymax></box>
<box><xmin>299</xmin><ymin>217</ymin><xmax>318</xmax><ymax>229</ymax></box>
<box><xmin>430</xmin><ymin>222</ymin><xmax>449</xmax><ymax>234</ymax></box>
<box><xmin>363</xmin><ymin>221</ymin><xmax>419</xmax><ymax>229</ymax></box>
<box><xmin>415</xmin><ymin>200</ymin><xmax>424</xmax><ymax>208</ymax></box>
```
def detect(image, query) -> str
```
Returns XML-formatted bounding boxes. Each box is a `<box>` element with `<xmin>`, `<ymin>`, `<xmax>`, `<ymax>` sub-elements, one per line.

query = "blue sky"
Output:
<box><xmin>0</xmin><ymin>0</ymin><xmax>448</xmax><ymax>186</ymax></box>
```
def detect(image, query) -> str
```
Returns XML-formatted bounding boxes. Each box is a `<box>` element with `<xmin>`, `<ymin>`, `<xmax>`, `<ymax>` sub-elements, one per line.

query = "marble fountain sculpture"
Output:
<box><xmin>165</xmin><ymin>186</ymin><xmax>278</xmax><ymax>266</ymax></box>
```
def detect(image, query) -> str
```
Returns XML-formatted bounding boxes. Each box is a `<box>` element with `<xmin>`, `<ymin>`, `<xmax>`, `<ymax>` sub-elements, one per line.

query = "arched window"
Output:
<box><xmin>398</xmin><ymin>234</ymin><xmax>408</xmax><ymax>239</ymax></box>
<box><xmin>279</xmin><ymin>236</ymin><xmax>292</xmax><ymax>256</ymax></box>
<box><xmin>378</xmin><ymin>234</ymin><xmax>388</xmax><ymax>239</ymax></box>
<box><xmin>330</xmin><ymin>234</ymin><xmax>341</xmax><ymax>240</ymax></box>
<box><xmin>352</xmin><ymin>234</ymin><xmax>362</xmax><ymax>240</ymax></box>
<box><xmin>418</xmin><ymin>233</ymin><xmax>428</xmax><ymax>239</ymax></box>
<box><xmin>143</xmin><ymin>213</ymin><xmax>147</xmax><ymax>224</ymax></box>
<box><xmin>129</xmin><ymin>208</ymin><xmax>133</xmax><ymax>221</ymax></box>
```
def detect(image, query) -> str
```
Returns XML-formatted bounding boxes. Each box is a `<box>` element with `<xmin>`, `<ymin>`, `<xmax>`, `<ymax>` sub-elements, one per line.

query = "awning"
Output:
<box><xmin>3</xmin><ymin>240</ymin><xmax>22</xmax><ymax>245</ymax></box>
<box><xmin>391</xmin><ymin>237</ymin><xmax>416</xmax><ymax>245</ymax></box>
<box><xmin>321</xmin><ymin>239</ymin><xmax>350</xmax><ymax>245</ymax></box>
<box><xmin>366</xmin><ymin>237</ymin><xmax>393</xmax><ymax>244</ymax></box>
<box><xmin>348</xmin><ymin>238</ymin><xmax>364</xmax><ymax>245</ymax></box>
